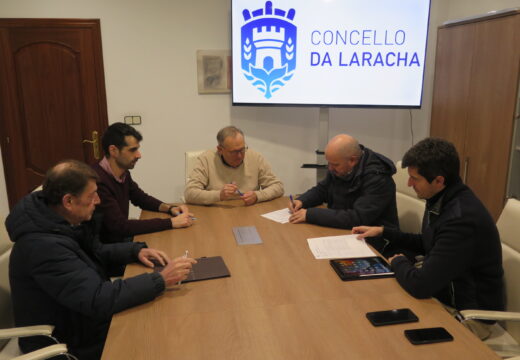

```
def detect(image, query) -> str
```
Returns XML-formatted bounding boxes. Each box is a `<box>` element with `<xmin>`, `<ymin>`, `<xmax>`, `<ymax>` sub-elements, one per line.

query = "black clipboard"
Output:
<box><xmin>330</xmin><ymin>256</ymin><xmax>394</xmax><ymax>281</ymax></box>
<box><xmin>154</xmin><ymin>256</ymin><xmax>231</xmax><ymax>282</ymax></box>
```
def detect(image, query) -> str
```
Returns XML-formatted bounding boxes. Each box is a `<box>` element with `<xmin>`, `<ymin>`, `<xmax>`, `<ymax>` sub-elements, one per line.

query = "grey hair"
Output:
<box><xmin>217</xmin><ymin>126</ymin><xmax>244</xmax><ymax>146</ymax></box>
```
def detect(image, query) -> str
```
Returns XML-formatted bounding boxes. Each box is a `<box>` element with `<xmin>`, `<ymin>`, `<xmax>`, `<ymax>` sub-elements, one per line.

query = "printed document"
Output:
<box><xmin>261</xmin><ymin>208</ymin><xmax>291</xmax><ymax>224</ymax></box>
<box><xmin>307</xmin><ymin>234</ymin><xmax>376</xmax><ymax>259</ymax></box>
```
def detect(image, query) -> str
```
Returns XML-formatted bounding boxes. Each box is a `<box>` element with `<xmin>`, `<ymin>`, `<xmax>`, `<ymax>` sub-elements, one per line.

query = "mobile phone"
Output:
<box><xmin>404</xmin><ymin>327</ymin><xmax>453</xmax><ymax>345</ymax></box>
<box><xmin>366</xmin><ymin>308</ymin><xmax>419</xmax><ymax>326</ymax></box>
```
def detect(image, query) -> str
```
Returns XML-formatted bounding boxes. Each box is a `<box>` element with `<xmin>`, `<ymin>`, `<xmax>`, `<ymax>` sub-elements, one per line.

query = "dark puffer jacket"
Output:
<box><xmin>6</xmin><ymin>191</ymin><xmax>165</xmax><ymax>359</ymax></box>
<box><xmin>387</xmin><ymin>180</ymin><xmax>505</xmax><ymax>311</ymax></box>
<box><xmin>298</xmin><ymin>145</ymin><xmax>399</xmax><ymax>229</ymax></box>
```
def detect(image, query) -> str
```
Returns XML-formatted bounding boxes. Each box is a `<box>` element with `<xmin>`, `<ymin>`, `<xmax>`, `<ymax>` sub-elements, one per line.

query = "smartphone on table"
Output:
<box><xmin>366</xmin><ymin>308</ymin><xmax>419</xmax><ymax>326</ymax></box>
<box><xmin>404</xmin><ymin>327</ymin><xmax>454</xmax><ymax>345</ymax></box>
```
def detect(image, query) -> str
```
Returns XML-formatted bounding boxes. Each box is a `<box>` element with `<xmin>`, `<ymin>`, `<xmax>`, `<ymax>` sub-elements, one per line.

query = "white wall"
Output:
<box><xmin>0</xmin><ymin>0</ymin><xmax>518</xmax><ymax>218</ymax></box>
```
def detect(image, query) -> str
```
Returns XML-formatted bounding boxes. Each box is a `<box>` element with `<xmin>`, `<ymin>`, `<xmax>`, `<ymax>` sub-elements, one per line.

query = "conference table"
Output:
<box><xmin>102</xmin><ymin>197</ymin><xmax>498</xmax><ymax>359</ymax></box>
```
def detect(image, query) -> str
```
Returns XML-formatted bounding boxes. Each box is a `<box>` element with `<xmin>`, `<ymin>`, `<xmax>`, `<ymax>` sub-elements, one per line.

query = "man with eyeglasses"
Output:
<box><xmin>289</xmin><ymin>134</ymin><xmax>398</xmax><ymax>251</ymax></box>
<box><xmin>184</xmin><ymin>126</ymin><xmax>283</xmax><ymax>205</ymax></box>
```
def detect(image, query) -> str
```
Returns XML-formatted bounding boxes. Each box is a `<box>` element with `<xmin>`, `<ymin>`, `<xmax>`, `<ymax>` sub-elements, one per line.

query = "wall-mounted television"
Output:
<box><xmin>231</xmin><ymin>0</ymin><xmax>431</xmax><ymax>108</ymax></box>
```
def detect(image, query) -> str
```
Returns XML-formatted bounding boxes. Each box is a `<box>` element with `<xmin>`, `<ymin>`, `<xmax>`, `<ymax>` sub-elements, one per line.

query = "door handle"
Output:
<box><xmin>82</xmin><ymin>130</ymin><xmax>100</xmax><ymax>160</ymax></box>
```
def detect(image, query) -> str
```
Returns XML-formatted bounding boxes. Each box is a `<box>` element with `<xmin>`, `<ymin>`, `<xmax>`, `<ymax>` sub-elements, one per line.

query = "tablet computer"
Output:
<box><xmin>330</xmin><ymin>256</ymin><xmax>394</xmax><ymax>281</ymax></box>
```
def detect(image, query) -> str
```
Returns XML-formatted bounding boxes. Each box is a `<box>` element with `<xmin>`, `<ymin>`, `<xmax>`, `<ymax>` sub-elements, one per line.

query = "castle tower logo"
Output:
<box><xmin>240</xmin><ymin>1</ymin><xmax>297</xmax><ymax>99</ymax></box>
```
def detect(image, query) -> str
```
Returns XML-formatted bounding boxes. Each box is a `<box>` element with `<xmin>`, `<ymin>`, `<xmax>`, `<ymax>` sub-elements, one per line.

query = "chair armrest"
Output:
<box><xmin>460</xmin><ymin>310</ymin><xmax>520</xmax><ymax>322</ymax></box>
<box><xmin>0</xmin><ymin>325</ymin><xmax>54</xmax><ymax>340</ymax></box>
<box><xmin>13</xmin><ymin>344</ymin><xmax>69</xmax><ymax>360</ymax></box>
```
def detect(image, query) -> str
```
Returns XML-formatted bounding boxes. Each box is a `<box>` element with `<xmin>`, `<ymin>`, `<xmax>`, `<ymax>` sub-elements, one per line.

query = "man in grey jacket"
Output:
<box><xmin>6</xmin><ymin>160</ymin><xmax>195</xmax><ymax>359</ymax></box>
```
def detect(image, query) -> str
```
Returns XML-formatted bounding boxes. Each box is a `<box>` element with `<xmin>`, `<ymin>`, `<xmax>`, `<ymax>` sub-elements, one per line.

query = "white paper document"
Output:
<box><xmin>261</xmin><ymin>208</ymin><xmax>291</xmax><ymax>224</ymax></box>
<box><xmin>307</xmin><ymin>234</ymin><xmax>376</xmax><ymax>259</ymax></box>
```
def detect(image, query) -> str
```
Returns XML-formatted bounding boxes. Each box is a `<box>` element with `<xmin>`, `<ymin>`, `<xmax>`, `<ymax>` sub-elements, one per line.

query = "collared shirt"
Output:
<box><xmin>99</xmin><ymin>156</ymin><xmax>127</xmax><ymax>184</ymax></box>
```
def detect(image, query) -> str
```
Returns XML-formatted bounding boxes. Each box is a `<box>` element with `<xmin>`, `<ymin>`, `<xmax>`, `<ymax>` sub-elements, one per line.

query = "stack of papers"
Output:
<box><xmin>307</xmin><ymin>234</ymin><xmax>375</xmax><ymax>259</ymax></box>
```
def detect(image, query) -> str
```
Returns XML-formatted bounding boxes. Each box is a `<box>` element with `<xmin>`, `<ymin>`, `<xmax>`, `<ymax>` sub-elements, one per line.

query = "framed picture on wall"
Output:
<box><xmin>196</xmin><ymin>50</ymin><xmax>231</xmax><ymax>94</ymax></box>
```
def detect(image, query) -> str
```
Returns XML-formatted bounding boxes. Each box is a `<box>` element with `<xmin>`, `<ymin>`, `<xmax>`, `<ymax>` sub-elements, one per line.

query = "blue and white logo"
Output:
<box><xmin>240</xmin><ymin>1</ymin><xmax>297</xmax><ymax>99</ymax></box>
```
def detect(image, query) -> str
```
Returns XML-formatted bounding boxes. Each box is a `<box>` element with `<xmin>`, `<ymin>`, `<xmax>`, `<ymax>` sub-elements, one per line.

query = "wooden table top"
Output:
<box><xmin>102</xmin><ymin>197</ymin><xmax>498</xmax><ymax>360</ymax></box>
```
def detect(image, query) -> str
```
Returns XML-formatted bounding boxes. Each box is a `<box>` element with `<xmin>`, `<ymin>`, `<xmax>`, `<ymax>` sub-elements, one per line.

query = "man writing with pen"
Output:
<box><xmin>92</xmin><ymin>123</ymin><xmax>195</xmax><ymax>245</ymax></box>
<box><xmin>184</xmin><ymin>126</ymin><xmax>284</xmax><ymax>205</ymax></box>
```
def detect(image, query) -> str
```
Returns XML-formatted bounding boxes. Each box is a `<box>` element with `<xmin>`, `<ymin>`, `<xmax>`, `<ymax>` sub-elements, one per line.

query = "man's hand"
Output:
<box><xmin>220</xmin><ymin>183</ymin><xmax>238</xmax><ymax>200</ymax></box>
<box><xmin>289</xmin><ymin>209</ymin><xmax>307</xmax><ymax>224</ymax></box>
<box><xmin>352</xmin><ymin>226</ymin><xmax>384</xmax><ymax>240</ymax></box>
<box><xmin>177</xmin><ymin>204</ymin><xmax>190</xmax><ymax>215</ymax></box>
<box><xmin>138</xmin><ymin>248</ymin><xmax>171</xmax><ymax>268</ymax></box>
<box><xmin>169</xmin><ymin>204</ymin><xmax>190</xmax><ymax>216</ymax></box>
<box><xmin>388</xmin><ymin>253</ymin><xmax>405</xmax><ymax>264</ymax></box>
<box><xmin>288</xmin><ymin>199</ymin><xmax>303</xmax><ymax>214</ymax></box>
<box><xmin>160</xmin><ymin>256</ymin><xmax>197</xmax><ymax>287</ymax></box>
<box><xmin>171</xmin><ymin>212</ymin><xmax>193</xmax><ymax>228</ymax></box>
<box><xmin>241</xmin><ymin>191</ymin><xmax>257</xmax><ymax>206</ymax></box>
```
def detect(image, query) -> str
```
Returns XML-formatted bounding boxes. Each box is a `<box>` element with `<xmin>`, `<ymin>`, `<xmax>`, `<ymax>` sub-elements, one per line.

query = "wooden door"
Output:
<box><xmin>431</xmin><ymin>11</ymin><xmax>520</xmax><ymax>220</ymax></box>
<box><xmin>0</xmin><ymin>19</ymin><xmax>108</xmax><ymax>208</ymax></box>
<box><xmin>430</xmin><ymin>23</ymin><xmax>476</xmax><ymax>161</ymax></box>
<box><xmin>464</xmin><ymin>14</ymin><xmax>520</xmax><ymax>219</ymax></box>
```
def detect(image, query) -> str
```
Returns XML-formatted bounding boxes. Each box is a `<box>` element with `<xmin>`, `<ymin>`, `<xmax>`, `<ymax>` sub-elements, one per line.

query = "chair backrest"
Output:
<box><xmin>0</xmin><ymin>219</ymin><xmax>14</xmax><ymax>350</ymax></box>
<box><xmin>497</xmin><ymin>198</ymin><xmax>520</xmax><ymax>342</ymax></box>
<box><xmin>393</xmin><ymin>161</ymin><xmax>425</xmax><ymax>233</ymax></box>
<box><xmin>185</xmin><ymin>150</ymin><xmax>206</xmax><ymax>184</ymax></box>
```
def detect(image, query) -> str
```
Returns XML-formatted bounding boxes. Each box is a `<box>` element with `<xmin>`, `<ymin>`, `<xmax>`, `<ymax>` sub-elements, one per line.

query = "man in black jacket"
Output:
<box><xmin>6</xmin><ymin>160</ymin><xmax>196</xmax><ymax>359</ymax></box>
<box><xmin>289</xmin><ymin>134</ymin><xmax>398</xmax><ymax>239</ymax></box>
<box><xmin>353</xmin><ymin>138</ymin><xmax>504</xmax><ymax>317</ymax></box>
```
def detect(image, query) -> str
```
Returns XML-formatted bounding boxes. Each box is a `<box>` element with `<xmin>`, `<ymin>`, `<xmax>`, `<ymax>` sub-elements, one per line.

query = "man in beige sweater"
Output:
<box><xmin>184</xmin><ymin>126</ymin><xmax>283</xmax><ymax>205</ymax></box>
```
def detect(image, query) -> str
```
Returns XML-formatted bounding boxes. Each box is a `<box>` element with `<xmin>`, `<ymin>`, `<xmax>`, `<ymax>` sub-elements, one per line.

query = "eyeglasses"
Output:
<box><xmin>226</xmin><ymin>146</ymin><xmax>248</xmax><ymax>155</ymax></box>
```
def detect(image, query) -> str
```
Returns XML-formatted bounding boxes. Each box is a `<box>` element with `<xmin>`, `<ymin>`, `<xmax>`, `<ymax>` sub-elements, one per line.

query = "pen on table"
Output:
<box><xmin>178</xmin><ymin>250</ymin><xmax>189</xmax><ymax>286</ymax></box>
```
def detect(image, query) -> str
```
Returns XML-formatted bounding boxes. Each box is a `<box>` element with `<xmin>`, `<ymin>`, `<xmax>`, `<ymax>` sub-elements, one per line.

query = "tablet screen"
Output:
<box><xmin>330</xmin><ymin>256</ymin><xmax>394</xmax><ymax>281</ymax></box>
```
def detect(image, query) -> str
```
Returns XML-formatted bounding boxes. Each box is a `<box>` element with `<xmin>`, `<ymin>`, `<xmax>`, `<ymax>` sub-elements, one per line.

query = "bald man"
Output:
<box><xmin>289</xmin><ymin>134</ymin><xmax>398</xmax><ymax>249</ymax></box>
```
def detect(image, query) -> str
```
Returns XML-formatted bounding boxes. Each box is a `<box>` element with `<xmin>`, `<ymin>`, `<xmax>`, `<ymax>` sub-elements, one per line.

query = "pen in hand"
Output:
<box><xmin>232</xmin><ymin>181</ymin><xmax>244</xmax><ymax>196</ymax></box>
<box><xmin>178</xmin><ymin>250</ymin><xmax>189</xmax><ymax>286</ymax></box>
<box><xmin>289</xmin><ymin>194</ymin><xmax>296</xmax><ymax>212</ymax></box>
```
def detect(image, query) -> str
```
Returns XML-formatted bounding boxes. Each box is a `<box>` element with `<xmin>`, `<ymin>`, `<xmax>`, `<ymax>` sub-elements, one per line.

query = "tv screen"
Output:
<box><xmin>231</xmin><ymin>0</ymin><xmax>431</xmax><ymax>108</ymax></box>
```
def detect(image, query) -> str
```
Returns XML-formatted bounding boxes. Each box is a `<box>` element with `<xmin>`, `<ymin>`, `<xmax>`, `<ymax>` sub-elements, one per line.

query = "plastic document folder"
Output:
<box><xmin>154</xmin><ymin>256</ymin><xmax>230</xmax><ymax>282</ymax></box>
<box><xmin>233</xmin><ymin>226</ymin><xmax>263</xmax><ymax>245</ymax></box>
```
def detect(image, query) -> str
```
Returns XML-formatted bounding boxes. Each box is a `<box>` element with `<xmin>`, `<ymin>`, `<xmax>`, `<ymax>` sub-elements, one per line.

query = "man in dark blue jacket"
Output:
<box><xmin>289</xmin><ymin>134</ymin><xmax>398</xmax><ymax>238</ymax></box>
<box><xmin>353</xmin><ymin>138</ymin><xmax>504</xmax><ymax>320</ymax></box>
<box><xmin>6</xmin><ymin>160</ymin><xmax>196</xmax><ymax>359</ymax></box>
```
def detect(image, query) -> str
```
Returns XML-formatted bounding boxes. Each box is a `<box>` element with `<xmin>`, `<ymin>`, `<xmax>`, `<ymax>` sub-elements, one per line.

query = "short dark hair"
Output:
<box><xmin>42</xmin><ymin>160</ymin><xmax>99</xmax><ymax>205</ymax></box>
<box><xmin>101</xmin><ymin>122</ymin><xmax>143</xmax><ymax>157</ymax></box>
<box><xmin>402</xmin><ymin>137</ymin><xmax>460</xmax><ymax>185</ymax></box>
